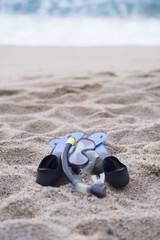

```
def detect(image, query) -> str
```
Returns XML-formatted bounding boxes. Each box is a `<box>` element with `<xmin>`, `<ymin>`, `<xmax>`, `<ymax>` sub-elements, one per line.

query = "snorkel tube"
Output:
<box><xmin>61</xmin><ymin>137</ymin><xmax>106</xmax><ymax>198</ymax></box>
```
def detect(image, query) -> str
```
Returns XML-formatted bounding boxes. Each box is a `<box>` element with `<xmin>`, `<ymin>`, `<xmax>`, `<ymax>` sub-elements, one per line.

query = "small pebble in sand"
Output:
<box><xmin>102</xmin><ymin>227</ymin><xmax>114</xmax><ymax>235</ymax></box>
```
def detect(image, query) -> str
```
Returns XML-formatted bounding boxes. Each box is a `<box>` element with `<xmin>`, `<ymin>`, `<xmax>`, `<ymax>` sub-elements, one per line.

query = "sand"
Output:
<box><xmin>0</xmin><ymin>46</ymin><xmax>160</xmax><ymax>240</ymax></box>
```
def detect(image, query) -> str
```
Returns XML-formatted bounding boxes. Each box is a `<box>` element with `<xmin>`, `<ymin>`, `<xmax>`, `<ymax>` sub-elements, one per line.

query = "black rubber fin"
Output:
<box><xmin>37</xmin><ymin>154</ymin><xmax>62</xmax><ymax>186</ymax></box>
<box><xmin>103</xmin><ymin>156</ymin><xmax>130</xmax><ymax>188</ymax></box>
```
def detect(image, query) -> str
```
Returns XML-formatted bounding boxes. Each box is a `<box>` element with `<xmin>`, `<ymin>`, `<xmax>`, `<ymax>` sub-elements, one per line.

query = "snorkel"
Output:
<box><xmin>61</xmin><ymin>137</ymin><xmax>106</xmax><ymax>198</ymax></box>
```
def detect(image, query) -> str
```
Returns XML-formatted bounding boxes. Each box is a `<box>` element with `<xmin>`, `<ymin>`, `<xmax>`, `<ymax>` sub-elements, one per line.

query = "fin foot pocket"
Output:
<box><xmin>37</xmin><ymin>154</ymin><xmax>61</xmax><ymax>186</ymax></box>
<box><xmin>103</xmin><ymin>156</ymin><xmax>130</xmax><ymax>188</ymax></box>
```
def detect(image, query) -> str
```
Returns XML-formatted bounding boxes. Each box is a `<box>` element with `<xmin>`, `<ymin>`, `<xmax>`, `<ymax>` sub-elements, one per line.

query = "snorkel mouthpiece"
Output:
<box><xmin>90</xmin><ymin>182</ymin><xmax>106</xmax><ymax>198</ymax></box>
<box><xmin>61</xmin><ymin>137</ymin><xmax>106</xmax><ymax>198</ymax></box>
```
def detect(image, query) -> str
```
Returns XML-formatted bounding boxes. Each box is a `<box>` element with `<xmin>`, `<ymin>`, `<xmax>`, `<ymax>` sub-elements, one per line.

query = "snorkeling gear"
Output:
<box><xmin>49</xmin><ymin>132</ymin><xmax>85</xmax><ymax>154</ymax></box>
<box><xmin>37</xmin><ymin>132</ymin><xmax>84</xmax><ymax>186</ymax></box>
<box><xmin>93</xmin><ymin>154</ymin><xmax>130</xmax><ymax>188</ymax></box>
<box><xmin>103</xmin><ymin>156</ymin><xmax>129</xmax><ymax>188</ymax></box>
<box><xmin>37</xmin><ymin>131</ymin><xmax>130</xmax><ymax>198</ymax></box>
<box><xmin>62</xmin><ymin>137</ymin><xmax>106</xmax><ymax>198</ymax></box>
<box><xmin>37</xmin><ymin>131</ymin><xmax>108</xmax><ymax>186</ymax></box>
<box><xmin>37</xmin><ymin>154</ymin><xmax>61</xmax><ymax>186</ymax></box>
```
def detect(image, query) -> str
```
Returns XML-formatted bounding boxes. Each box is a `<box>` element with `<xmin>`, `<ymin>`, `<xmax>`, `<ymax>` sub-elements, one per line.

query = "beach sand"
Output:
<box><xmin>0</xmin><ymin>46</ymin><xmax>160</xmax><ymax>240</ymax></box>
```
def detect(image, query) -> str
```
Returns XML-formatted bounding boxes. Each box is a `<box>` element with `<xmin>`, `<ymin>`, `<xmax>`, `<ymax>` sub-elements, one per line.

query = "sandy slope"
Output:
<box><xmin>0</xmin><ymin>47</ymin><xmax>160</xmax><ymax>240</ymax></box>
